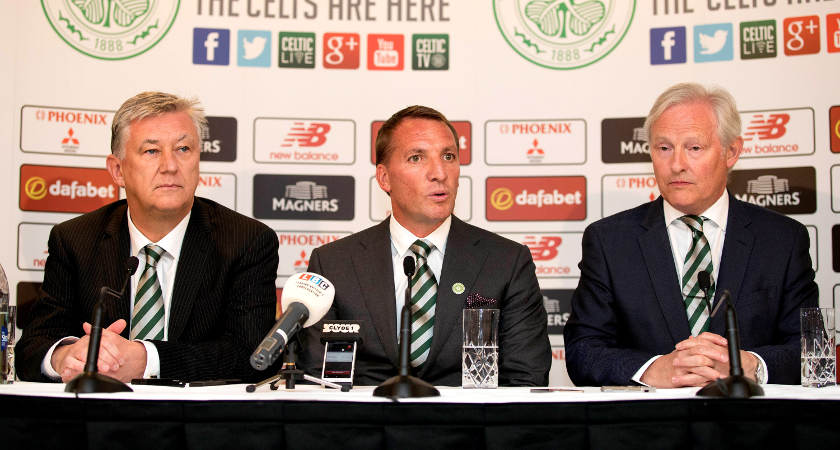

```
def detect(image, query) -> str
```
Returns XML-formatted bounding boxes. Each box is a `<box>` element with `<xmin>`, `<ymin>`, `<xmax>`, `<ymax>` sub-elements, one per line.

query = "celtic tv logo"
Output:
<box><xmin>41</xmin><ymin>0</ymin><xmax>179</xmax><ymax>60</ymax></box>
<box><xmin>493</xmin><ymin>0</ymin><xmax>635</xmax><ymax>70</ymax></box>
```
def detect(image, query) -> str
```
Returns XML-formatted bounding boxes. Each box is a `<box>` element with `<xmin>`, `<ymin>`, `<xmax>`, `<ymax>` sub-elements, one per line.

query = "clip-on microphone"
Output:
<box><xmin>373</xmin><ymin>255</ymin><xmax>440</xmax><ymax>398</ymax></box>
<box><xmin>65</xmin><ymin>256</ymin><xmax>139</xmax><ymax>393</ymax></box>
<box><xmin>696</xmin><ymin>289</ymin><xmax>764</xmax><ymax>398</ymax></box>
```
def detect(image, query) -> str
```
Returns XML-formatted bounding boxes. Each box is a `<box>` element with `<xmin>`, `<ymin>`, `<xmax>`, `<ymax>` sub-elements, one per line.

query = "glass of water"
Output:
<box><xmin>462</xmin><ymin>308</ymin><xmax>499</xmax><ymax>389</ymax></box>
<box><xmin>801</xmin><ymin>307</ymin><xmax>835</xmax><ymax>388</ymax></box>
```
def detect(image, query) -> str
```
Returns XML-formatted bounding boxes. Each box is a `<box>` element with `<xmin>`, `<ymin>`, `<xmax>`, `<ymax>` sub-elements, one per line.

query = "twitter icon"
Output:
<box><xmin>694</xmin><ymin>23</ymin><xmax>733</xmax><ymax>63</ymax></box>
<box><xmin>238</xmin><ymin>30</ymin><xmax>271</xmax><ymax>67</ymax></box>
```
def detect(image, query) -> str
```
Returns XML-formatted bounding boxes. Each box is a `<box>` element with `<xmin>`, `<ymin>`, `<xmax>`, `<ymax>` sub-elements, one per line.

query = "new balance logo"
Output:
<box><xmin>744</xmin><ymin>114</ymin><xmax>789</xmax><ymax>140</ymax></box>
<box><xmin>281</xmin><ymin>122</ymin><xmax>331</xmax><ymax>147</ymax></box>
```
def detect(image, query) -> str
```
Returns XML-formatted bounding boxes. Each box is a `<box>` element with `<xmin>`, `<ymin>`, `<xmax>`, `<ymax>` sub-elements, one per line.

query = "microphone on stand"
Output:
<box><xmin>697</xmin><ymin>271</ymin><xmax>713</xmax><ymax>318</ymax></box>
<box><xmin>373</xmin><ymin>255</ymin><xmax>440</xmax><ymax>398</ymax></box>
<box><xmin>65</xmin><ymin>256</ymin><xmax>139</xmax><ymax>393</ymax></box>
<box><xmin>696</xmin><ymin>289</ymin><xmax>764</xmax><ymax>398</ymax></box>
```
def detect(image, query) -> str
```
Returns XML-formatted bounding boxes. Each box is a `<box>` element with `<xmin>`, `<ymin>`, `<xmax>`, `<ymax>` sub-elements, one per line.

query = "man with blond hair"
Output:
<box><xmin>564</xmin><ymin>83</ymin><xmax>817</xmax><ymax>387</ymax></box>
<box><xmin>17</xmin><ymin>92</ymin><xmax>278</xmax><ymax>382</ymax></box>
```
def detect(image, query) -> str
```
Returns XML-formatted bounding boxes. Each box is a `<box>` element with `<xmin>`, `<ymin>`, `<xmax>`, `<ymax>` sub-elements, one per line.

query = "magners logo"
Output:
<box><xmin>493</xmin><ymin>0</ymin><xmax>636</xmax><ymax>70</ymax></box>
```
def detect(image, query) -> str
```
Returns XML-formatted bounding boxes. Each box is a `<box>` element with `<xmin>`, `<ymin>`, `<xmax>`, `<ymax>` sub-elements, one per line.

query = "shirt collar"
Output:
<box><xmin>663</xmin><ymin>189</ymin><xmax>729</xmax><ymax>230</ymax></box>
<box><xmin>389</xmin><ymin>215</ymin><xmax>451</xmax><ymax>256</ymax></box>
<box><xmin>127</xmin><ymin>208</ymin><xmax>192</xmax><ymax>260</ymax></box>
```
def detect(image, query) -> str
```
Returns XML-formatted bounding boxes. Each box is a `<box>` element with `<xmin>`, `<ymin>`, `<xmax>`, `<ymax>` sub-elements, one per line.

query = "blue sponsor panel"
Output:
<box><xmin>650</xmin><ymin>27</ymin><xmax>686</xmax><ymax>65</ymax></box>
<box><xmin>193</xmin><ymin>28</ymin><xmax>230</xmax><ymax>65</ymax></box>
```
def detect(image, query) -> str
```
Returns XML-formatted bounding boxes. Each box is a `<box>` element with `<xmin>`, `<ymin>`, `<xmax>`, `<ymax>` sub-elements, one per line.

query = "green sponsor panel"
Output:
<box><xmin>740</xmin><ymin>20</ymin><xmax>777</xmax><ymax>60</ymax></box>
<box><xmin>412</xmin><ymin>34</ymin><xmax>449</xmax><ymax>70</ymax></box>
<box><xmin>279</xmin><ymin>32</ymin><xmax>316</xmax><ymax>68</ymax></box>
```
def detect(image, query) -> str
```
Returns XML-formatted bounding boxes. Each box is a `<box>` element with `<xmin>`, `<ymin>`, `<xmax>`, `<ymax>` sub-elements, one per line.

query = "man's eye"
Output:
<box><xmin>408</xmin><ymin>155</ymin><xmax>421</xmax><ymax>162</ymax></box>
<box><xmin>144</xmin><ymin>149</ymin><xmax>159</xmax><ymax>155</ymax></box>
<box><xmin>443</xmin><ymin>153</ymin><xmax>456</xmax><ymax>161</ymax></box>
<box><xmin>177</xmin><ymin>146</ymin><xmax>190</xmax><ymax>153</ymax></box>
<box><xmin>690</xmin><ymin>145</ymin><xmax>702</xmax><ymax>151</ymax></box>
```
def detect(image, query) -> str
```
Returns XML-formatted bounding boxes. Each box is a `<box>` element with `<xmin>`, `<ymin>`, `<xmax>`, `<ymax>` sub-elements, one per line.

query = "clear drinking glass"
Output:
<box><xmin>462</xmin><ymin>308</ymin><xmax>499</xmax><ymax>389</ymax></box>
<box><xmin>800</xmin><ymin>307</ymin><xmax>835</xmax><ymax>388</ymax></box>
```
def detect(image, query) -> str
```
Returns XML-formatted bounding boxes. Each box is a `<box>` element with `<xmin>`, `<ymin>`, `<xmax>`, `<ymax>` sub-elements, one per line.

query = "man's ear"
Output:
<box><xmin>106</xmin><ymin>154</ymin><xmax>126</xmax><ymax>187</ymax></box>
<box><xmin>375</xmin><ymin>163</ymin><xmax>391</xmax><ymax>196</ymax></box>
<box><xmin>725</xmin><ymin>136</ymin><xmax>743</xmax><ymax>170</ymax></box>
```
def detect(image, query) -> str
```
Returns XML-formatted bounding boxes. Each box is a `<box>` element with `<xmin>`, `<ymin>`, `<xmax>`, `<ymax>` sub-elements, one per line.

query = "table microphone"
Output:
<box><xmin>373</xmin><ymin>255</ymin><xmax>439</xmax><ymax>399</ymax></box>
<box><xmin>65</xmin><ymin>256</ymin><xmax>139</xmax><ymax>393</ymax></box>
<box><xmin>696</xmin><ymin>289</ymin><xmax>764</xmax><ymax>398</ymax></box>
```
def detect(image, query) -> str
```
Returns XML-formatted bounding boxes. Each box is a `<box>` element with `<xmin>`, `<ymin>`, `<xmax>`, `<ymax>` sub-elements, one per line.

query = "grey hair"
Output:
<box><xmin>110</xmin><ymin>91</ymin><xmax>207</xmax><ymax>158</ymax></box>
<box><xmin>643</xmin><ymin>82</ymin><xmax>741</xmax><ymax>149</ymax></box>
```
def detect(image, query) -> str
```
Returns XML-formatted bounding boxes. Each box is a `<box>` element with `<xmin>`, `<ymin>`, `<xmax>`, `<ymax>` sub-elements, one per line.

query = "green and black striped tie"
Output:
<box><xmin>130</xmin><ymin>244</ymin><xmax>165</xmax><ymax>341</ymax></box>
<box><xmin>409</xmin><ymin>239</ymin><xmax>436</xmax><ymax>367</ymax></box>
<box><xmin>679</xmin><ymin>215</ymin><xmax>714</xmax><ymax>336</ymax></box>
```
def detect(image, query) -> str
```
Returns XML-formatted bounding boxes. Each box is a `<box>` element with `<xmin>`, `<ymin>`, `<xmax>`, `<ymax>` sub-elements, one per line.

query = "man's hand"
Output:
<box><xmin>51</xmin><ymin>319</ymin><xmax>147</xmax><ymax>383</ymax></box>
<box><xmin>641</xmin><ymin>332</ymin><xmax>730</xmax><ymax>388</ymax></box>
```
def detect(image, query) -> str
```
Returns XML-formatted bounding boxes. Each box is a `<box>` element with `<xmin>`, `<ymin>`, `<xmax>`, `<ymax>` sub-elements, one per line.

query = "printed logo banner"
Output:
<box><xmin>485</xmin><ymin>120</ymin><xmax>586</xmax><ymax>165</ymax></box>
<box><xmin>486</xmin><ymin>176</ymin><xmax>586</xmax><ymax>221</ymax></box>
<box><xmin>19</xmin><ymin>165</ymin><xmax>119</xmax><ymax>213</ymax></box>
<box><xmin>740</xmin><ymin>108</ymin><xmax>814</xmax><ymax>158</ymax></box>
<box><xmin>601</xmin><ymin>174</ymin><xmax>660</xmax><ymax>218</ymax></box>
<box><xmin>253</xmin><ymin>174</ymin><xmax>355</xmax><ymax>220</ymax></box>
<box><xmin>276</xmin><ymin>231</ymin><xmax>351</xmax><ymax>277</ymax></box>
<box><xmin>195</xmin><ymin>172</ymin><xmax>237</xmax><ymax>211</ymax></box>
<box><xmin>500</xmin><ymin>233</ymin><xmax>582</xmax><ymax>278</ymax></box>
<box><xmin>20</xmin><ymin>105</ymin><xmax>114</xmax><ymax>157</ymax></box>
<box><xmin>728</xmin><ymin>166</ymin><xmax>816</xmax><ymax>215</ymax></box>
<box><xmin>254</xmin><ymin>118</ymin><xmax>355</xmax><ymax>164</ymax></box>
<box><xmin>17</xmin><ymin>223</ymin><xmax>52</xmax><ymax>271</ymax></box>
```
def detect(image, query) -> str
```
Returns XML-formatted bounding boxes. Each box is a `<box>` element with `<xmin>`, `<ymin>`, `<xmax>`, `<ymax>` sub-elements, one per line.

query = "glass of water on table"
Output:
<box><xmin>462</xmin><ymin>308</ymin><xmax>499</xmax><ymax>389</ymax></box>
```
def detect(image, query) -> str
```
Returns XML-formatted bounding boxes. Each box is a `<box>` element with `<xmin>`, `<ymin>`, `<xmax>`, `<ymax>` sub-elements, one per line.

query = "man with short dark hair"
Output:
<box><xmin>564</xmin><ymin>83</ymin><xmax>817</xmax><ymax>387</ymax></box>
<box><xmin>300</xmin><ymin>105</ymin><xmax>551</xmax><ymax>386</ymax></box>
<box><xmin>16</xmin><ymin>92</ymin><xmax>279</xmax><ymax>383</ymax></box>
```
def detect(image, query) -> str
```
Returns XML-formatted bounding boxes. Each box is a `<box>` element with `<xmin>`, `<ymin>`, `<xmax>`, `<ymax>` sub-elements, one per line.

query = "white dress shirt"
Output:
<box><xmin>389</xmin><ymin>215</ymin><xmax>451</xmax><ymax>338</ymax></box>
<box><xmin>632</xmin><ymin>191</ymin><xmax>768</xmax><ymax>384</ymax></box>
<box><xmin>42</xmin><ymin>209</ymin><xmax>191</xmax><ymax>379</ymax></box>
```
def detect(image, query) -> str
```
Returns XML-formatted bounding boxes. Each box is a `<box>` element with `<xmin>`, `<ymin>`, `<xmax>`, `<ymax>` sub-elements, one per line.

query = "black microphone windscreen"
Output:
<box><xmin>697</xmin><ymin>271</ymin><xmax>711</xmax><ymax>291</ymax></box>
<box><xmin>126</xmin><ymin>256</ymin><xmax>140</xmax><ymax>276</ymax></box>
<box><xmin>403</xmin><ymin>255</ymin><xmax>415</xmax><ymax>277</ymax></box>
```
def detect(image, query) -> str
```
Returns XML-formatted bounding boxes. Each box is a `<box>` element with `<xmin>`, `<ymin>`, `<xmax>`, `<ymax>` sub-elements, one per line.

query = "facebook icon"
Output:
<box><xmin>193</xmin><ymin>28</ymin><xmax>230</xmax><ymax>65</ymax></box>
<box><xmin>650</xmin><ymin>27</ymin><xmax>686</xmax><ymax>65</ymax></box>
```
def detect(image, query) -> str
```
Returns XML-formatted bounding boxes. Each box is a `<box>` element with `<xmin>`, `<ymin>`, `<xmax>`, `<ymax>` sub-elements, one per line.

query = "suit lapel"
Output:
<box><xmin>638</xmin><ymin>198</ymin><xmax>691</xmax><ymax>343</ymax></box>
<box><xmin>711</xmin><ymin>195</ymin><xmax>754</xmax><ymax>335</ymax></box>
<box><xmin>425</xmin><ymin>216</ymin><xmax>485</xmax><ymax>372</ymax></box>
<box><xmin>98</xmin><ymin>203</ymin><xmax>131</xmax><ymax>335</ymax></box>
<box><xmin>353</xmin><ymin>219</ymin><xmax>399</xmax><ymax>366</ymax></box>
<box><xmin>168</xmin><ymin>201</ymin><xmax>213</xmax><ymax>341</ymax></box>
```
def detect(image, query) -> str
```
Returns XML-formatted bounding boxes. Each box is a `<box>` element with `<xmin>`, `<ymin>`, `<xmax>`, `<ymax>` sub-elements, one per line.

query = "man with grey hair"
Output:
<box><xmin>564</xmin><ymin>83</ymin><xmax>817</xmax><ymax>387</ymax></box>
<box><xmin>17</xmin><ymin>92</ymin><xmax>279</xmax><ymax>383</ymax></box>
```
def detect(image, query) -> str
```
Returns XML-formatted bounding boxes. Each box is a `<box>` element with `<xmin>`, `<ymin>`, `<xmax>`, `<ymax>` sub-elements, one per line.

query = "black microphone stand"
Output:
<box><xmin>245</xmin><ymin>336</ymin><xmax>350</xmax><ymax>392</ymax></box>
<box><xmin>373</xmin><ymin>256</ymin><xmax>440</xmax><ymax>398</ymax></box>
<box><xmin>66</xmin><ymin>257</ymin><xmax>138</xmax><ymax>393</ymax></box>
<box><xmin>696</xmin><ymin>290</ymin><xmax>764</xmax><ymax>398</ymax></box>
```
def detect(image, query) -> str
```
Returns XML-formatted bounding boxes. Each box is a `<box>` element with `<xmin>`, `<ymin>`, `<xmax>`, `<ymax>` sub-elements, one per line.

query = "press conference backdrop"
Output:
<box><xmin>2</xmin><ymin>1</ymin><xmax>839</xmax><ymax>385</ymax></box>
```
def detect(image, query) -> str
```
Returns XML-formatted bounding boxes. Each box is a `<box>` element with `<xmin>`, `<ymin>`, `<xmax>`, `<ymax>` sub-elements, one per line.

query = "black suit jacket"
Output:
<box><xmin>16</xmin><ymin>198</ymin><xmax>279</xmax><ymax>382</ymax></box>
<box><xmin>299</xmin><ymin>216</ymin><xmax>551</xmax><ymax>386</ymax></box>
<box><xmin>563</xmin><ymin>195</ymin><xmax>818</xmax><ymax>386</ymax></box>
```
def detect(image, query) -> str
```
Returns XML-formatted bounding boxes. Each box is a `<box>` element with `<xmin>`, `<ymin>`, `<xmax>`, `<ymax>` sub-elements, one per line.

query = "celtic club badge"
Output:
<box><xmin>493</xmin><ymin>0</ymin><xmax>635</xmax><ymax>70</ymax></box>
<box><xmin>41</xmin><ymin>0</ymin><xmax>179</xmax><ymax>60</ymax></box>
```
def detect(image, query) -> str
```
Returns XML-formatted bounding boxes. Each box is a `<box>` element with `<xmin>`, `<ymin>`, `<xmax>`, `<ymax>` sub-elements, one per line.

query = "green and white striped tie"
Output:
<box><xmin>409</xmin><ymin>239</ymin><xmax>437</xmax><ymax>367</ymax></box>
<box><xmin>679</xmin><ymin>215</ymin><xmax>714</xmax><ymax>336</ymax></box>
<box><xmin>131</xmin><ymin>244</ymin><xmax>165</xmax><ymax>341</ymax></box>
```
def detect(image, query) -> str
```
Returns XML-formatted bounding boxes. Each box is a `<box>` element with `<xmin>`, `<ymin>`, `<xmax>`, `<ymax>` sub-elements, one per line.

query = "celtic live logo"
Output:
<box><xmin>41</xmin><ymin>0</ymin><xmax>179</xmax><ymax>60</ymax></box>
<box><xmin>493</xmin><ymin>0</ymin><xmax>635</xmax><ymax>70</ymax></box>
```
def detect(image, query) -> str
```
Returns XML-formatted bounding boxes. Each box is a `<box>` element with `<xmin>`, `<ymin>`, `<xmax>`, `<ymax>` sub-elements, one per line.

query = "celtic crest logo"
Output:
<box><xmin>493</xmin><ymin>0</ymin><xmax>635</xmax><ymax>70</ymax></box>
<box><xmin>41</xmin><ymin>0</ymin><xmax>180</xmax><ymax>60</ymax></box>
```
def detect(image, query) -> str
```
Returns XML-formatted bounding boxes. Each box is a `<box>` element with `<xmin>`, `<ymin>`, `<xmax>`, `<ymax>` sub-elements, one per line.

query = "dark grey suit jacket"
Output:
<box><xmin>563</xmin><ymin>195</ymin><xmax>818</xmax><ymax>386</ymax></box>
<box><xmin>16</xmin><ymin>198</ymin><xmax>279</xmax><ymax>382</ymax></box>
<box><xmin>300</xmin><ymin>216</ymin><xmax>551</xmax><ymax>386</ymax></box>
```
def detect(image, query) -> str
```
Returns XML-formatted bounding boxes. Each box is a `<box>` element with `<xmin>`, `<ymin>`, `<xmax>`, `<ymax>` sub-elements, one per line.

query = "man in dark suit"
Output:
<box><xmin>300</xmin><ymin>106</ymin><xmax>550</xmax><ymax>386</ymax></box>
<box><xmin>564</xmin><ymin>83</ymin><xmax>817</xmax><ymax>387</ymax></box>
<box><xmin>16</xmin><ymin>92</ymin><xmax>278</xmax><ymax>383</ymax></box>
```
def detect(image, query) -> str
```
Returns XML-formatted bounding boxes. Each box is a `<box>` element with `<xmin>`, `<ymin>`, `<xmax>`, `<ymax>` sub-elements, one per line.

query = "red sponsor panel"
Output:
<box><xmin>831</xmin><ymin>106</ymin><xmax>840</xmax><ymax>153</ymax></box>
<box><xmin>19</xmin><ymin>164</ymin><xmax>119</xmax><ymax>213</ymax></box>
<box><xmin>367</xmin><ymin>34</ymin><xmax>404</xmax><ymax>70</ymax></box>
<box><xmin>828</xmin><ymin>13</ymin><xmax>840</xmax><ymax>53</ymax></box>
<box><xmin>486</xmin><ymin>176</ymin><xmax>586</xmax><ymax>221</ymax></box>
<box><xmin>323</xmin><ymin>32</ymin><xmax>361</xmax><ymax>69</ymax></box>
<box><xmin>783</xmin><ymin>15</ymin><xmax>820</xmax><ymax>56</ymax></box>
<box><xmin>370</xmin><ymin>120</ymin><xmax>471</xmax><ymax>164</ymax></box>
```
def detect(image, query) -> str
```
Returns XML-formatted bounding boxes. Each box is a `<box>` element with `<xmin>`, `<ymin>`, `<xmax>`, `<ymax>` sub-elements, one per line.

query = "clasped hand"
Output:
<box><xmin>640</xmin><ymin>332</ymin><xmax>758</xmax><ymax>388</ymax></box>
<box><xmin>50</xmin><ymin>319</ymin><xmax>147</xmax><ymax>383</ymax></box>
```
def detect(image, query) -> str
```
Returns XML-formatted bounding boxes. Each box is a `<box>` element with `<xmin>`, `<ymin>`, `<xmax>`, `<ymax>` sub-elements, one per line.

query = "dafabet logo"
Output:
<box><xmin>486</xmin><ymin>176</ymin><xmax>586</xmax><ymax>221</ymax></box>
<box><xmin>20</xmin><ymin>165</ymin><xmax>118</xmax><ymax>213</ymax></box>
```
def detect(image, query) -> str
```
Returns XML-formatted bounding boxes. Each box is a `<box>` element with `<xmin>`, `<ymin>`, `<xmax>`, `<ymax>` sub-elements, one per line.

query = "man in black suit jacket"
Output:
<box><xmin>16</xmin><ymin>92</ymin><xmax>278</xmax><ymax>382</ymax></box>
<box><xmin>300</xmin><ymin>106</ymin><xmax>550</xmax><ymax>386</ymax></box>
<box><xmin>564</xmin><ymin>83</ymin><xmax>817</xmax><ymax>387</ymax></box>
